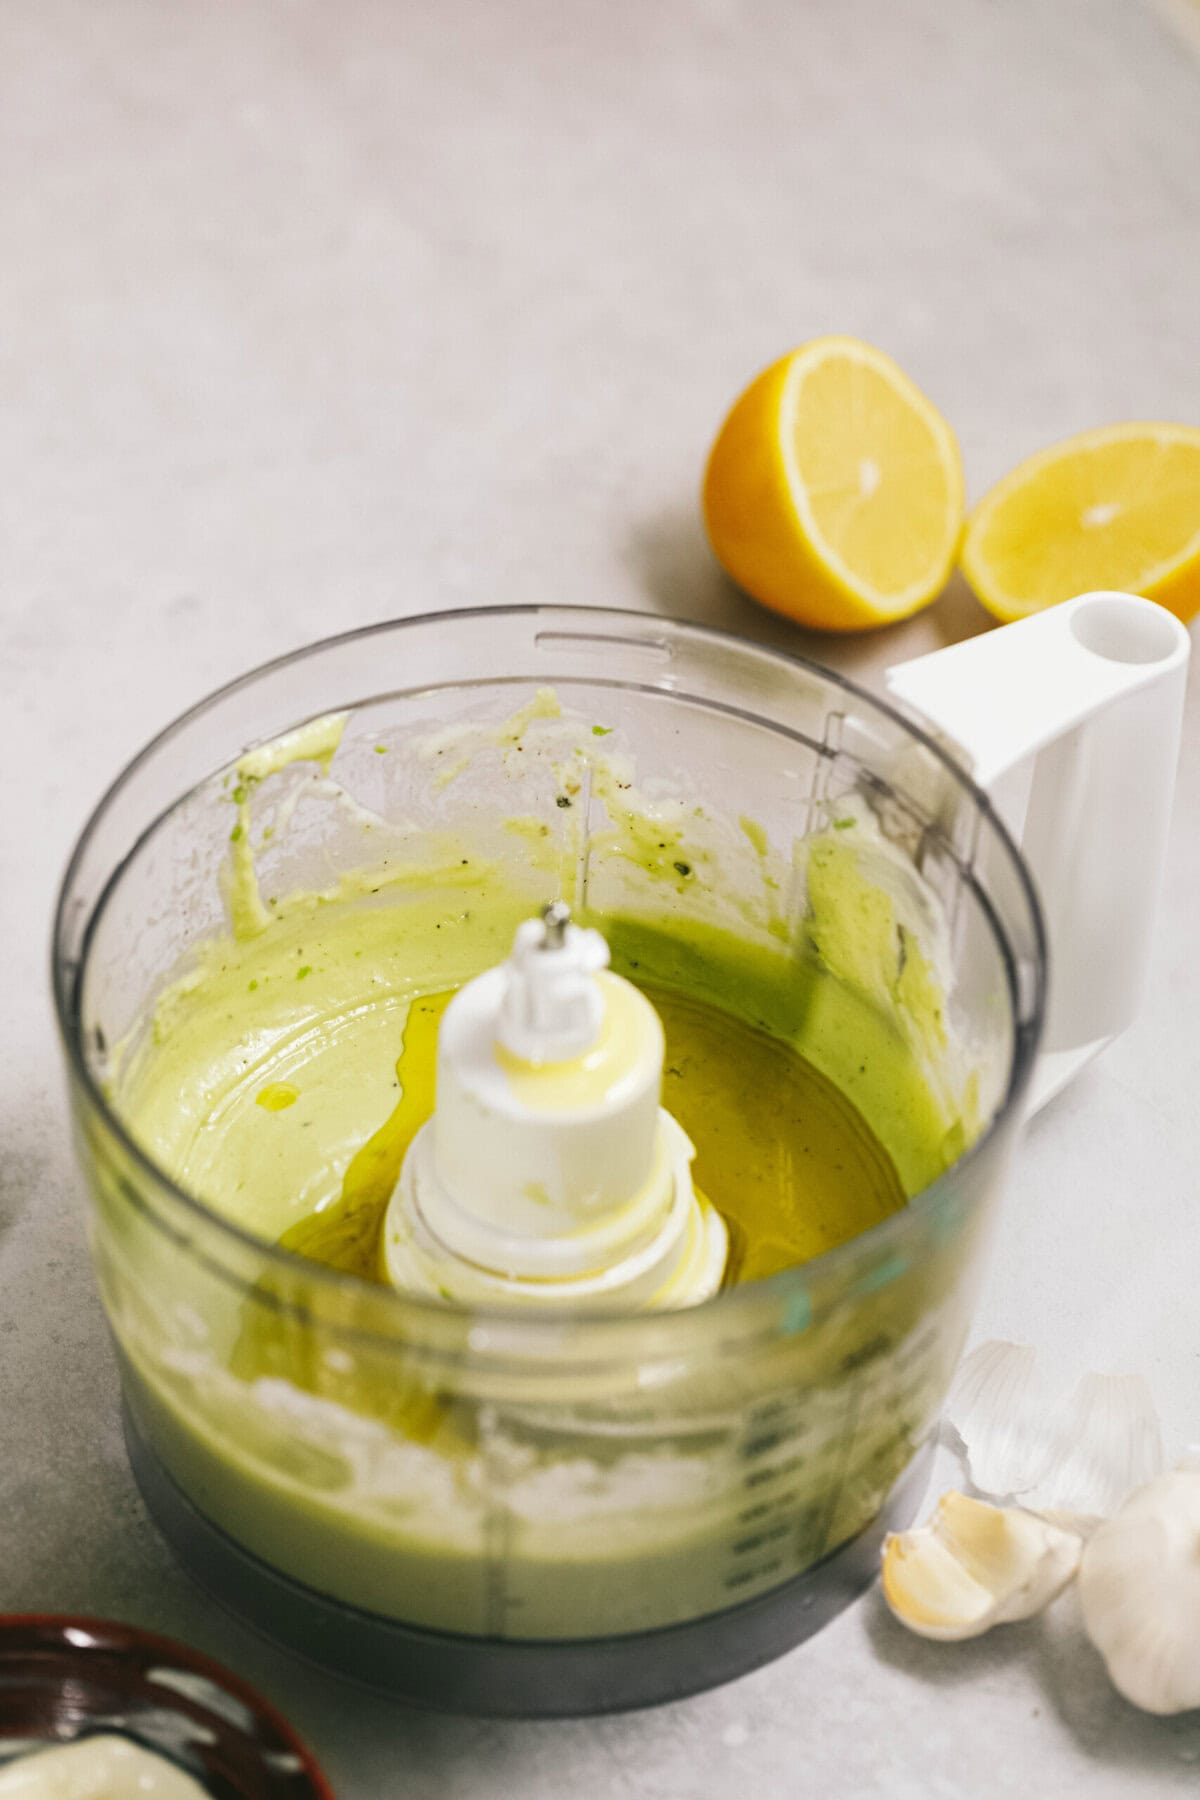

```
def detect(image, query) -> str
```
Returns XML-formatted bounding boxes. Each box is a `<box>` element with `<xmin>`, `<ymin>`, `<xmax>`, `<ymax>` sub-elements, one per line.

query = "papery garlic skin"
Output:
<box><xmin>1079</xmin><ymin>1470</ymin><xmax>1200</xmax><ymax>1716</ymax></box>
<box><xmin>882</xmin><ymin>1491</ymin><xmax>1081</xmax><ymax>1642</ymax></box>
<box><xmin>946</xmin><ymin>1341</ymin><xmax>1164</xmax><ymax>1522</ymax></box>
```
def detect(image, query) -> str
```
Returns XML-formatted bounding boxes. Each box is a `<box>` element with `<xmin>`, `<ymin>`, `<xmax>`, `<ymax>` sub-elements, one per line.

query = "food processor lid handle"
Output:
<box><xmin>886</xmin><ymin>591</ymin><xmax>1190</xmax><ymax>1112</ymax></box>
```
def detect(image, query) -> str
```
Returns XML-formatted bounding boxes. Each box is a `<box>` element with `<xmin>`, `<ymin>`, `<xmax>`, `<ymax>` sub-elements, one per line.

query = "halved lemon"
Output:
<box><xmin>702</xmin><ymin>336</ymin><xmax>964</xmax><ymax>632</ymax></box>
<box><xmin>962</xmin><ymin>422</ymin><xmax>1200</xmax><ymax>624</ymax></box>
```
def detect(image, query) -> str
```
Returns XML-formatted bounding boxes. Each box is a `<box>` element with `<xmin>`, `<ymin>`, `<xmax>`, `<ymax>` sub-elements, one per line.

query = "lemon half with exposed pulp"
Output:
<box><xmin>962</xmin><ymin>422</ymin><xmax>1200</xmax><ymax>625</ymax></box>
<box><xmin>702</xmin><ymin>336</ymin><xmax>965</xmax><ymax>632</ymax></box>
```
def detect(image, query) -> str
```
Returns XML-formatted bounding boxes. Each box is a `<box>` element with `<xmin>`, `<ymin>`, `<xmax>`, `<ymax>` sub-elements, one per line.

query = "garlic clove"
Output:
<box><xmin>1079</xmin><ymin>1469</ymin><xmax>1200</xmax><ymax>1715</ymax></box>
<box><xmin>882</xmin><ymin>1490</ymin><xmax>1081</xmax><ymax>1641</ymax></box>
<box><xmin>946</xmin><ymin>1340</ymin><xmax>1164</xmax><ymax>1522</ymax></box>
<box><xmin>883</xmin><ymin>1528</ymin><xmax>999</xmax><ymax>1640</ymax></box>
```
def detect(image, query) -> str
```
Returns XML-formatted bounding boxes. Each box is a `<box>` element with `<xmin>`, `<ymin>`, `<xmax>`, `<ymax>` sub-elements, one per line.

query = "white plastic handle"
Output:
<box><xmin>887</xmin><ymin>592</ymin><xmax>1190</xmax><ymax>1112</ymax></box>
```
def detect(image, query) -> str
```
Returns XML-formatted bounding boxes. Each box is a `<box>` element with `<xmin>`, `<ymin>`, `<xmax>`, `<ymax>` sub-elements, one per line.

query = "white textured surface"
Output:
<box><xmin>3</xmin><ymin>0</ymin><xmax>1200</xmax><ymax>1792</ymax></box>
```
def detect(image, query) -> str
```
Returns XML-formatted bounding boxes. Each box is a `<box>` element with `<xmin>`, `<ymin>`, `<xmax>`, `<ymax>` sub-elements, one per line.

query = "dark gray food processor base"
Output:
<box><xmin>124</xmin><ymin>1406</ymin><xmax>932</xmax><ymax>1718</ymax></box>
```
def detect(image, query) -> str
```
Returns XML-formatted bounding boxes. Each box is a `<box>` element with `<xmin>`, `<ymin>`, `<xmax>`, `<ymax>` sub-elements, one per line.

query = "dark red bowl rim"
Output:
<box><xmin>0</xmin><ymin>1615</ymin><xmax>334</xmax><ymax>1798</ymax></box>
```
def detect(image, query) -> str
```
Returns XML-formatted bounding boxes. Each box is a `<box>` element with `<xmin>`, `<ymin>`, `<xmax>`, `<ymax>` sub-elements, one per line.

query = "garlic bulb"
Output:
<box><xmin>882</xmin><ymin>1490</ymin><xmax>1081</xmax><ymax>1641</ymax></box>
<box><xmin>1079</xmin><ymin>1469</ymin><xmax>1200</xmax><ymax>1715</ymax></box>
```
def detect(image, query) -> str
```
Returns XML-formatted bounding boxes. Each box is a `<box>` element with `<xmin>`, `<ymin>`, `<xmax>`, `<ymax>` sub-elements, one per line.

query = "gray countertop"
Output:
<box><xmin>3</xmin><ymin>0</ymin><xmax>1200</xmax><ymax>1792</ymax></box>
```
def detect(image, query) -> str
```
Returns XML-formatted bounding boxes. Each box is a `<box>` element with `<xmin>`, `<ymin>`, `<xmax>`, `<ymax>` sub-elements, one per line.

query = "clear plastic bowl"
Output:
<box><xmin>53</xmin><ymin>607</ymin><xmax>1044</xmax><ymax>1714</ymax></box>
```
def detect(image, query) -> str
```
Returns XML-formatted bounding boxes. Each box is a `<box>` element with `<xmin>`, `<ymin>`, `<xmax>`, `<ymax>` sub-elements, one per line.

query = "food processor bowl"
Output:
<box><xmin>54</xmin><ymin>607</ymin><xmax>1046</xmax><ymax>1715</ymax></box>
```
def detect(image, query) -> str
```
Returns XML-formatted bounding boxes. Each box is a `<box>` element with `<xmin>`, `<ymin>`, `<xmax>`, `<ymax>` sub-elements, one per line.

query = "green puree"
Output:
<box><xmin>118</xmin><ymin>844</ymin><xmax>963</xmax><ymax>1296</ymax></box>
<box><xmin>117</xmin><ymin>690</ymin><xmax>968</xmax><ymax>1282</ymax></box>
<box><xmin>249</xmin><ymin>973</ymin><xmax>906</xmax><ymax>1296</ymax></box>
<box><xmin>116</xmin><ymin>691</ymin><xmax>967</xmax><ymax>1291</ymax></box>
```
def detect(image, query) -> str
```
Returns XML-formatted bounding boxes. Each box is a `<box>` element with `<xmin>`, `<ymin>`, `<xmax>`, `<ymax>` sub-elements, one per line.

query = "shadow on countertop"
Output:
<box><xmin>624</xmin><ymin>504</ymin><xmax>994</xmax><ymax>693</ymax></box>
<box><xmin>864</xmin><ymin>1584</ymin><xmax>1200</xmax><ymax>1778</ymax></box>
